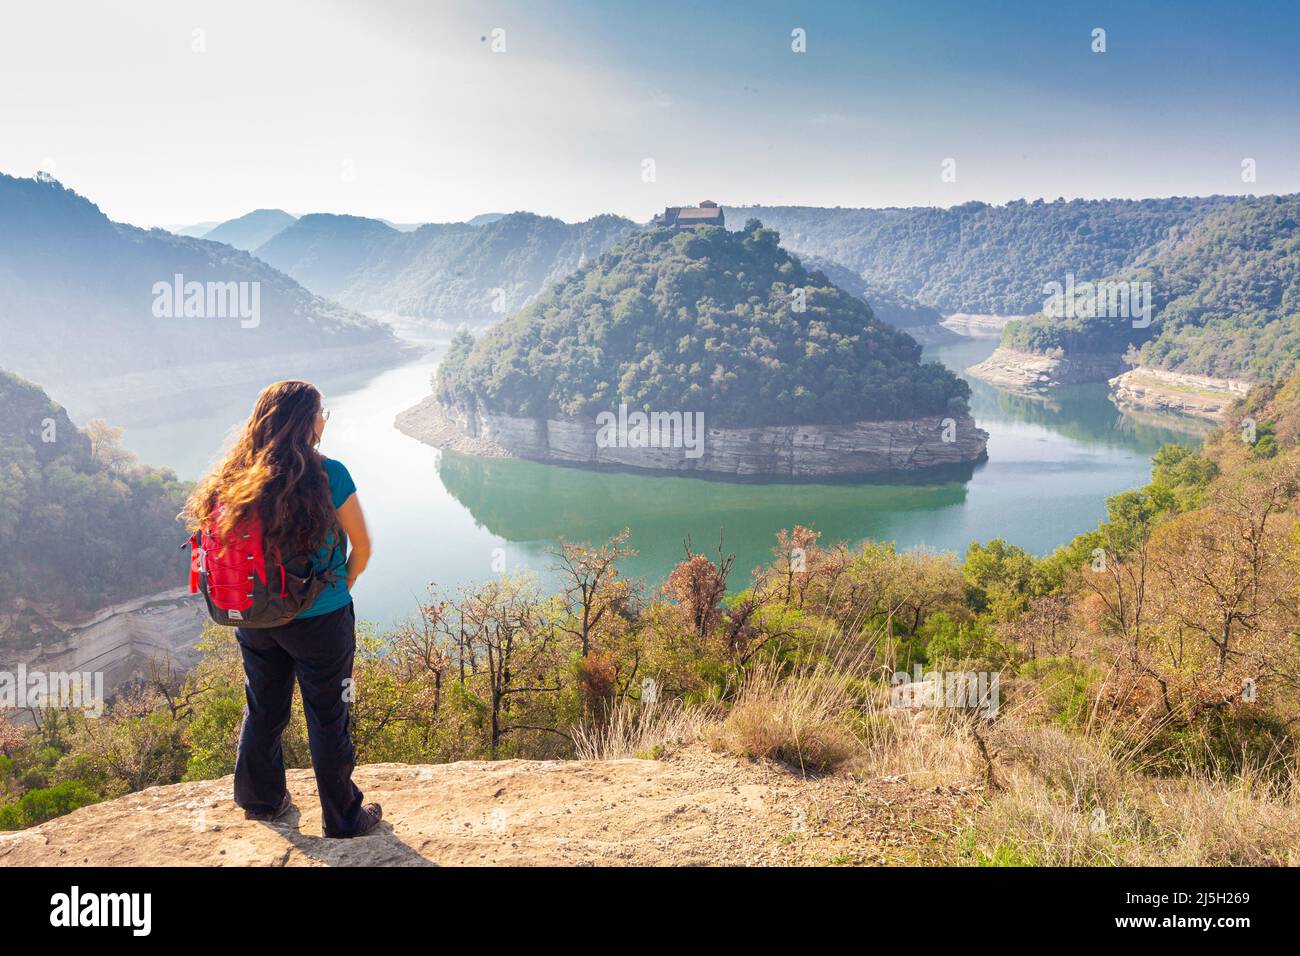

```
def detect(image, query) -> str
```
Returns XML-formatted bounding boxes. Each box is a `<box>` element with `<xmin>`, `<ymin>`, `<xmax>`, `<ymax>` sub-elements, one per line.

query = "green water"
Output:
<box><xmin>122</xmin><ymin>336</ymin><xmax>1204</xmax><ymax>627</ymax></box>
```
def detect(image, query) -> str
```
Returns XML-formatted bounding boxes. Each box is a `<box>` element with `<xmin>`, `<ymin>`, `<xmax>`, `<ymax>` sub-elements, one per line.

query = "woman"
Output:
<box><xmin>184</xmin><ymin>380</ymin><xmax>382</xmax><ymax>838</ymax></box>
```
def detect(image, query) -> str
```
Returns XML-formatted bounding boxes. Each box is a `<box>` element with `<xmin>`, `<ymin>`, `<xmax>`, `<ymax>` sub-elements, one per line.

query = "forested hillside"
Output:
<box><xmin>256</xmin><ymin>210</ymin><xmax>637</xmax><ymax>328</ymax></box>
<box><xmin>0</xmin><ymin>371</ymin><xmax>188</xmax><ymax>624</ymax></box>
<box><xmin>0</xmin><ymin>174</ymin><xmax>401</xmax><ymax>400</ymax></box>
<box><xmin>797</xmin><ymin>254</ymin><xmax>943</xmax><ymax>329</ymax></box>
<box><xmin>1002</xmin><ymin>194</ymin><xmax>1300</xmax><ymax>382</ymax></box>
<box><xmin>436</xmin><ymin>220</ymin><xmax>969</xmax><ymax>427</ymax></box>
<box><xmin>729</xmin><ymin>197</ymin><xmax>1235</xmax><ymax>315</ymax></box>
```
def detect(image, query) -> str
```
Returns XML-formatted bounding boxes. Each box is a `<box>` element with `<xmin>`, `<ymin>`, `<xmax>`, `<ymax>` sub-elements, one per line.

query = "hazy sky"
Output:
<box><xmin>3</xmin><ymin>0</ymin><xmax>1298</xmax><ymax>227</ymax></box>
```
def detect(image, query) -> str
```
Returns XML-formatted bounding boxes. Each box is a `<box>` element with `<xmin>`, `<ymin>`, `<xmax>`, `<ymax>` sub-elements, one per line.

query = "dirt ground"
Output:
<box><xmin>0</xmin><ymin>746</ymin><xmax>978</xmax><ymax>866</ymax></box>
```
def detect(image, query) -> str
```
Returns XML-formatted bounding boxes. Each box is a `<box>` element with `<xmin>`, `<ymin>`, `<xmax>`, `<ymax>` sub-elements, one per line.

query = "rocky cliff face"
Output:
<box><xmin>1108</xmin><ymin>367</ymin><xmax>1250</xmax><ymax>421</ymax></box>
<box><xmin>2</xmin><ymin>590</ymin><xmax>206</xmax><ymax>706</ymax></box>
<box><xmin>966</xmin><ymin>347</ymin><xmax>1126</xmax><ymax>392</ymax></box>
<box><xmin>396</xmin><ymin>397</ymin><xmax>989</xmax><ymax>478</ymax></box>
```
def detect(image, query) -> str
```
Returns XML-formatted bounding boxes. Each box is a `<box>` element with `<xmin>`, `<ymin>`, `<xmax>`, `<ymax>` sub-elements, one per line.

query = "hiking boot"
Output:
<box><xmin>330</xmin><ymin>802</ymin><xmax>383</xmax><ymax>838</ymax></box>
<box><xmin>243</xmin><ymin>791</ymin><xmax>293</xmax><ymax>822</ymax></box>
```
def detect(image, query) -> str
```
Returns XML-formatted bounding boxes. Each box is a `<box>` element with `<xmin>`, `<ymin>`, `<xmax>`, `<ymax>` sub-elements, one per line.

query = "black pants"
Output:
<box><xmin>233</xmin><ymin>602</ymin><xmax>365</xmax><ymax>837</ymax></box>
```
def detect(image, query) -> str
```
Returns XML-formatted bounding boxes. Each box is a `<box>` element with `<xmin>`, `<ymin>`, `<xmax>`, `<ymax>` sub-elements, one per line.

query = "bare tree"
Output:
<box><xmin>550</xmin><ymin>528</ymin><xmax>637</xmax><ymax>656</ymax></box>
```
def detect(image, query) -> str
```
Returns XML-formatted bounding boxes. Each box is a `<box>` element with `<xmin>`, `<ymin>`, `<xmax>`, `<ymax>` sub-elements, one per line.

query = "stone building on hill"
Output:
<box><xmin>654</xmin><ymin>200</ymin><xmax>725</xmax><ymax>229</ymax></box>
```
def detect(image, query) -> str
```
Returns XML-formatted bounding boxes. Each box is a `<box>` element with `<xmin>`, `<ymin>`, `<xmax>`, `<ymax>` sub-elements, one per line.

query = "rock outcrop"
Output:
<box><xmin>0</xmin><ymin>747</ymin><xmax>972</xmax><ymax>867</ymax></box>
<box><xmin>966</xmin><ymin>347</ymin><xmax>1126</xmax><ymax>392</ymax></box>
<box><xmin>1</xmin><ymin>590</ymin><xmax>206</xmax><ymax>704</ymax></box>
<box><xmin>1108</xmin><ymin>367</ymin><xmax>1250</xmax><ymax>421</ymax></box>
<box><xmin>396</xmin><ymin>397</ymin><xmax>989</xmax><ymax>478</ymax></box>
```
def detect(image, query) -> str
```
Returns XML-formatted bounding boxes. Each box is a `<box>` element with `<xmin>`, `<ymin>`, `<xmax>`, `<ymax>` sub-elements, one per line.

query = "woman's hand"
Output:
<box><xmin>336</xmin><ymin>493</ymin><xmax>372</xmax><ymax>591</ymax></box>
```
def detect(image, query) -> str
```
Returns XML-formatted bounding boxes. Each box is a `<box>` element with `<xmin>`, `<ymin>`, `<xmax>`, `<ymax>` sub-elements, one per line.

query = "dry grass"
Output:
<box><xmin>705</xmin><ymin>660</ymin><xmax>859</xmax><ymax>773</ymax></box>
<box><xmin>574</xmin><ymin>648</ymin><xmax>1300</xmax><ymax>866</ymax></box>
<box><xmin>850</xmin><ymin>702</ymin><xmax>986</xmax><ymax>788</ymax></box>
<box><xmin>1135</xmin><ymin>772</ymin><xmax>1300</xmax><ymax>866</ymax></box>
<box><xmin>572</xmin><ymin>697</ymin><xmax>710</xmax><ymax>761</ymax></box>
<box><xmin>969</xmin><ymin>721</ymin><xmax>1300</xmax><ymax>866</ymax></box>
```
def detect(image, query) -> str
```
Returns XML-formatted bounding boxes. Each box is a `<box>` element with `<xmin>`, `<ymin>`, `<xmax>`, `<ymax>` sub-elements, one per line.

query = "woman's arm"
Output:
<box><xmin>336</xmin><ymin>493</ymin><xmax>371</xmax><ymax>591</ymax></box>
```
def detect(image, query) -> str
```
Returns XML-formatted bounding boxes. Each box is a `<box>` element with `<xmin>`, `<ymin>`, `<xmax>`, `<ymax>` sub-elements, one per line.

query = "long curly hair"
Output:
<box><xmin>183</xmin><ymin>380</ymin><xmax>334</xmax><ymax>556</ymax></box>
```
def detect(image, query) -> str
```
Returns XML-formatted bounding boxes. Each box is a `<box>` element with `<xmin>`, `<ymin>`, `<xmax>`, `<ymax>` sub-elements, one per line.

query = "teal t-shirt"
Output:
<box><xmin>296</xmin><ymin>457</ymin><xmax>355</xmax><ymax>619</ymax></box>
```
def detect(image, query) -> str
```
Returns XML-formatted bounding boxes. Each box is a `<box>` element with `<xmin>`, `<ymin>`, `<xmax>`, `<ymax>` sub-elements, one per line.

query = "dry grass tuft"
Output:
<box><xmin>572</xmin><ymin>697</ymin><xmax>710</xmax><ymax>761</ymax></box>
<box><xmin>706</xmin><ymin>660</ymin><xmax>858</xmax><ymax>773</ymax></box>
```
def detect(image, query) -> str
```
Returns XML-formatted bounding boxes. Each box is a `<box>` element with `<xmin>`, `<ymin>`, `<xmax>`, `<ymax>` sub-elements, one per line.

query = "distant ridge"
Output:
<box><xmin>202</xmin><ymin>208</ymin><xmax>297</xmax><ymax>251</ymax></box>
<box><xmin>256</xmin><ymin>210</ymin><xmax>637</xmax><ymax>329</ymax></box>
<box><xmin>165</xmin><ymin>220</ymin><xmax>220</xmax><ymax>238</ymax></box>
<box><xmin>1000</xmin><ymin>193</ymin><xmax>1300</xmax><ymax>383</ymax></box>
<box><xmin>726</xmin><ymin>196</ymin><xmax>1239</xmax><ymax>315</ymax></box>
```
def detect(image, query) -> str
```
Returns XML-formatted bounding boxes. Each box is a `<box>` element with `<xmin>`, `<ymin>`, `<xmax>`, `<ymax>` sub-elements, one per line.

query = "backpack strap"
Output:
<box><xmin>316</xmin><ymin>524</ymin><xmax>345</xmax><ymax>585</ymax></box>
<box><xmin>187</xmin><ymin>531</ymin><xmax>202</xmax><ymax>593</ymax></box>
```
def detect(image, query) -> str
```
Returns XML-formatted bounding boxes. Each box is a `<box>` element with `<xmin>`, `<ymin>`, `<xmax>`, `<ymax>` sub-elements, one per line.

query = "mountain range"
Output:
<box><xmin>727</xmin><ymin>197</ymin><xmax>1238</xmax><ymax>316</ymax></box>
<box><xmin>8</xmin><ymin>173</ymin><xmax>1298</xmax><ymax>427</ymax></box>
<box><xmin>0</xmin><ymin>174</ymin><xmax>403</xmax><ymax>423</ymax></box>
<box><xmin>253</xmin><ymin>210</ymin><xmax>640</xmax><ymax>330</ymax></box>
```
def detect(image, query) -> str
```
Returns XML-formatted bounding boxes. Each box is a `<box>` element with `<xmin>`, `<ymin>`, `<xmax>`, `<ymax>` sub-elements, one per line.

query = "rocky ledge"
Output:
<box><xmin>0</xmin><ymin>746</ymin><xmax>971</xmax><ymax>867</ymax></box>
<box><xmin>396</xmin><ymin>396</ymin><xmax>988</xmax><ymax>478</ymax></box>
<box><xmin>966</xmin><ymin>347</ymin><xmax>1127</xmax><ymax>392</ymax></box>
<box><xmin>1108</xmin><ymin>367</ymin><xmax>1250</xmax><ymax>421</ymax></box>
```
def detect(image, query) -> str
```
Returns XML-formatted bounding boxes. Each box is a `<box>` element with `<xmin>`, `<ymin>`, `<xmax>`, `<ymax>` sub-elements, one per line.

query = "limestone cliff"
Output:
<box><xmin>396</xmin><ymin>397</ymin><xmax>988</xmax><ymax>478</ymax></box>
<box><xmin>1108</xmin><ymin>367</ymin><xmax>1250</xmax><ymax>422</ymax></box>
<box><xmin>1</xmin><ymin>590</ymin><xmax>207</xmax><ymax>704</ymax></box>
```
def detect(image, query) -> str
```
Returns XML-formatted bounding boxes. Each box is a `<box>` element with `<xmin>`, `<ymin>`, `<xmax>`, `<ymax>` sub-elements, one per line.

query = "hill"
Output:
<box><xmin>0</xmin><ymin>371</ymin><xmax>188</xmax><ymax>630</ymax></box>
<box><xmin>0</xmin><ymin>747</ymin><xmax>967</xmax><ymax>866</ymax></box>
<box><xmin>728</xmin><ymin>196</ymin><xmax>1236</xmax><ymax>315</ymax></box>
<box><xmin>0</xmin><ymin>174</ymin><xmax>403</xmax><ymax>422</ymax></box>
<box><xmin>202</xmin><ymin>208</ymin><xmax>297</xmax><ymax>251</ymax></box>
<box><xmin>255</xmin><ymin>211</ymin><xmax>638</xmax><ymax>330</ymax></box>
<box><xmin>1000</xmin><ymin>194</ymin><xmax>1300</xmax><ymax>383</ymax></box>
<box><xmin>410</xmin><ymin>220</ymin><xmax>985</xmax><ymax>477</ymax></box>
<box><xmin>437</xmin><ymin>220</ymin><xmax>969</xmax><ymax>428</ymax></box>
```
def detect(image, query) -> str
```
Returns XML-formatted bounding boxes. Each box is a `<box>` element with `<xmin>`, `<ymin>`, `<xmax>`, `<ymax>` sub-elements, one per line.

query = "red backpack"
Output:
<box><xmin>188</xmin><ymin>506</ymin><xmax>341</xmax><ymax>628</ymax></box>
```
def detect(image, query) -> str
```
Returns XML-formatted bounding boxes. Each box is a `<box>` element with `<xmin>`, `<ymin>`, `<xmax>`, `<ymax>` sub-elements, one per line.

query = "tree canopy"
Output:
<box><xmin>435</xmin><ymin>221</ymin><xmax>970</xmax><ymax>427</ymax></box>
<box><xmin>729</xmin><ymin>196</ymin><xmax>1234</xmax><ymax>315</ymax></box>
